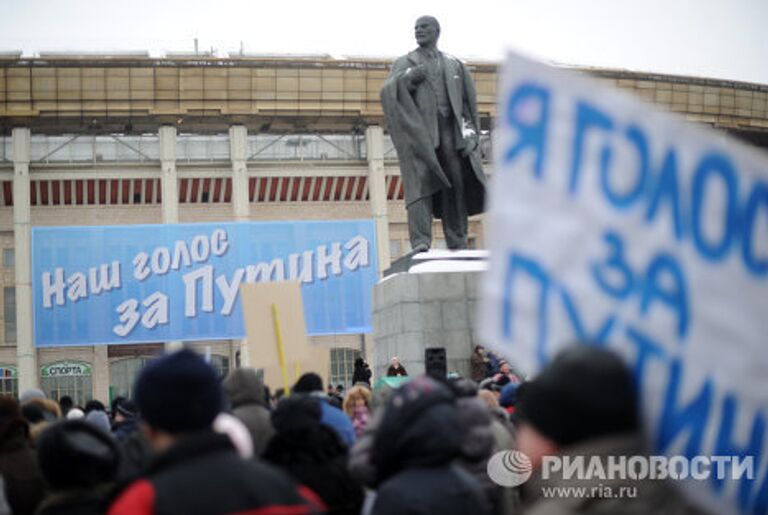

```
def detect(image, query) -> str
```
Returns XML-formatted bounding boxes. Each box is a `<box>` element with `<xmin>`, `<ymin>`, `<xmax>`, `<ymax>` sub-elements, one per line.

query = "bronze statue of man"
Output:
<box><xmin>381</xmin><ymin>15</ymin><xmax>487</xmax><ymax>252</ymax></box>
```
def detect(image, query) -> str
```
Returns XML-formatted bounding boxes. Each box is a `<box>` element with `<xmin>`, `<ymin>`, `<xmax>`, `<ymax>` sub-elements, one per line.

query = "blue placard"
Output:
<box><xmin>32</xmin><ymin>220</ymin><xmax>378</xmax><ymax>346</ymax></box>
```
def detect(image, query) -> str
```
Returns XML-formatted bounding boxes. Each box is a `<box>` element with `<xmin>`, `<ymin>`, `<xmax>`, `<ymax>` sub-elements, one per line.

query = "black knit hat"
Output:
<box><xmin>292</xmin><ymin>372</ymin><xmax>324</xmax><ymax>394</ymax></box>
<box><xmin>116</xmin><ymin>399</ymin><xmax>138</xmax><ymax>418</ymax></box>
<box><xmin>515</xmin><ymin>346</ymin><xmax>639</xmax><ymax>447</ymax></box>
<box><xmin>37</xmin><ymin>419</ymin><xmax>119</xmax><ymax>489</ymax></box>
<box><xmin>373</xmin><ymin>376</ymin><xmax>460</xmax><ymax>482</ymax></box>
<box><xmin>134</xmin><ymin>349</ymin><xmax>223</xmax><ymax>434</ymax></box>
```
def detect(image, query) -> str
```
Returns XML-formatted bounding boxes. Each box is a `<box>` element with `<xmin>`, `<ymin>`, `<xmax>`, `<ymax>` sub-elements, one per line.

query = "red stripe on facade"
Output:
<box><xmin>190</xmin><ymin>179</ymin><xmax>200</xmax><ymax>203</ymax></box>
<box><xmin>51</xmin><ymin>180</ymin><xmax>61</xmax><ymax>205</ymax></box>
<box><xmin>179</xmin><ymin>178</ymin><xmax>187</xmax><ymax>203</ymax></box>
<box><xmin>323</xmin><ymin>178</ymin><xmax>333</xmax><ymax>201</ymax></box>
<box><xmin>121</xmin><ymin>179</ymin><xmax>130</xmax><ymax>204</ymax></box>
<box><xmin>87</xmin><ymin>179</ymin><xmax>96</xmax><ymax>205</ymax></box>
<box><xmin>302</xmin><ymin>178</ymin><xmax>311</xmax><ymax>201</ymax></box>
<box><xmin>99</xmin><ymin>180</ymin><xmax>107</xmax><ymax>204</ymax></box>
<box><xmin>63</xmin><ymin>181</ymin><xmax>72</xmax><ymax>205</ymax></box>
<box><xmin>398</xmin><ymin>177</ymin><xmax>404</xmax><ymax>200</ymax></box>
<box><xmin>248</xmin><ymin>178</ymin><xmax>256</xmax><ymax>202</ymax></box>
<box><xmin>39</xmin><ymin>180</ymin><xmax>49</xmax><ymax>205</ymax></box>
<box><xmin>334</xmin><ymin>177</ymin><xmax>345</xmax><ymax>200</ymax></box>
<box><xmin>290</xmin><ymin>177</ymin><xmax>300</xmax><ymax>202</ymax></box>
<box><xmin>75</xmin><ymin>180</ymin><xmax>84</xmax><ymax>205</ymax></box>
<box><xmin>213</xmin><ymin>178</ymin><xmax>223</xmax><ymax>202</ymax></box>
<box><xmin>258</xmin><ymin>178</ymin><xmax>267</xmax><ymax>202</ymax></box>
<box><xmin>268</xmin><ymin>178</ymin><xmax>278</xmax><ymax>202</ymax></box>
<box><xmin>156</xmin><ymin>179</ymin><xmax>162</xmax><ymax>203</ymax></box>
<box><xmin>201</xmin><ymin>178</ymin><xmax>211</xmax><ymax>202</ymax></box>
<box><xmin>387</xmin><ymin>175</ymin><xmax>398</xmax><ymax>200</ymax></box>
<box><xmin>110</xmin><ymin>180</ymin><xmax>118</xmax><ymax>204</ymax></box>
<box><xmin>345</xmin><ymin>177</ymin><xmax>356</xmax><ymax>200</ymax></box>
<box><xmin>355</xmin><ymin>177</ymin><xmax>366</xmax><ymax>201</ymax></box>
<box><xmin>280</xmin><ymin>177</ymin><xmax>289</xmax><ymax>202</ymax></box>
<box><xmin>145</xmin><ymin>180</ymin><xmax>153</xmax><ymax>204</ymax></box>
<box><xmin>133</xmin><ymin>179</ymin><xmax>142</xmax><ymax>204</ymax></box>
<box><xmin>30</xmin><ymin>181</ymin><xmax>38</xmax><ymax>206</ymax></box>
<box><xmin>224</xmin><ymin>178</ymin><xmax>232</xmax><ymax>203</ymax></box>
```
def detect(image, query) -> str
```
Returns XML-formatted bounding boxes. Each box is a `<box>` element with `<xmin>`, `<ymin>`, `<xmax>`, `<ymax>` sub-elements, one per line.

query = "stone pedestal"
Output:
<box><xmin>372</xmin><ymin>270</ymin><xmax>482</xmax><ymax>378</ymax></box>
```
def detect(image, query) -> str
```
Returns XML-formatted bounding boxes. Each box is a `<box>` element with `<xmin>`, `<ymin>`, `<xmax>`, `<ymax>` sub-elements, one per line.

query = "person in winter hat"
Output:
<box><xmin>293</xmin><ymin>372</ymin><xmax>356</xmax><ymax>447</ymax></box>
<box><xmin>263</xmin><ymin>395</ymin><xmax>364</xmax><ymax>515</ymax></box>
<box><xmin>449</xmin><ymin>377</ymin><xmax>520</xmax><ymax>515</ymax></box>
<box><xmin>342</xmin><ymin>385</ymin><xmax>372</xmax><ymax>439</ymax></box>
<box><xmin>351</xmin><ymin>357</ymin><xmax>371</xmax><ymax>386</ymax></box>
<box><xmin>0</xmin><ymin>396</ymin><xmax>46</xmax><ymax>515</ymax></box>
<box><xmin>370</xmin><ymin>375</ymin><xmax>491</xmax><ymax>515</ymax></box>
<box><xmin>36</xmin><ymin>419</ymin><xmax>120</xmax><ymax>515</ymax></box>
<box><xmin>386</xmin><ymin>357</ymin><xmax>408</xmax><ymax>377</ymax></box>
<box><xmin>222</xmin><ymin>367</ymin><xmax>275</xmax><ymax>456</ymax></box>
<box><xmin>108</xmin><ymin>349</ymin><xmax>320</xmax><ymax>515</ymax></box>
<box><xmin>499</xmin><ymin>382</ymin><xmax>519</xmax><ymax>415</ymax></box>
<box><xmin>111</xmin><ymin>399</ymin><xmax>139</xmax><ymax>442</ymax></box>
<box><xmin>84</xmin><ymin>409</ymin><xmax>111</xmax><ymax>435</ymax></box>
<box><xmin>515</xmin><ymin>345</ymin><xmax>703</xmax><ymax>515</ymax></box>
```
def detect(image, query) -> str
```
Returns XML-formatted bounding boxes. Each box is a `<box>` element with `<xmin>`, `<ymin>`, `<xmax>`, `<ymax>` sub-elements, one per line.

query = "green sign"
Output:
<box><xmin>41</xmin><ymin>361</ymin><xmax>92</xmax><ymax>378</ymax></box>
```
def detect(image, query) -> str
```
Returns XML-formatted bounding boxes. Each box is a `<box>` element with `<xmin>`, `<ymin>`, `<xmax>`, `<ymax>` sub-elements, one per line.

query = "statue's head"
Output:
<box><xmin>414</xmin><ymin>16</ymin><xmax>440</xmax><ymax>48</ymax></box>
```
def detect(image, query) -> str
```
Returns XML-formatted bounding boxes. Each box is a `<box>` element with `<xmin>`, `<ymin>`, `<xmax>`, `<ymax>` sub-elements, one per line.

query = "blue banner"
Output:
<box><xmin>32</xmin><ymin>220</ymin><xmax>378</xmax><ymax>346</ymax></box>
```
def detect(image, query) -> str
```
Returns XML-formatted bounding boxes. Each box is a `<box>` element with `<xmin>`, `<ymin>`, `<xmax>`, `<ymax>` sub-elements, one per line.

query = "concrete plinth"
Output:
<box><xmin>372</xmin><ymin>271</ymin><xmax>482</xmax><ymax>378</ymax></box>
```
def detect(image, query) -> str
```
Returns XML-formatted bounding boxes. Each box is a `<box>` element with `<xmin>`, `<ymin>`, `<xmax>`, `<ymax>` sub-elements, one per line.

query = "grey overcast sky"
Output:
<box><xmin>0</xmin><ymin>0</ymin><xmax>766</xmax><ymax>84</ymax></box>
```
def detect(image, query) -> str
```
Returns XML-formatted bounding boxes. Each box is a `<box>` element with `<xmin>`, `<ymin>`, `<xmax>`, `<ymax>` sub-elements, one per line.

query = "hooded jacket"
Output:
<box><xmin>0</xmin><ymin>417</ymin><xmax>46</xmax><ymax>515</ymax></box>
<box><xmin>263</xmin><ymin>396</ymin><xmax>363</xmax><ymax>515</ymax></box>
<box><xmin>371</xmin><ymin>376</ymin><xmax>491</xmax><ymax>515</ymax></box>
<box><xmin>222</xmin><ymin>368</ymin><xmax>274</xmax><ymax>456</ymax></box>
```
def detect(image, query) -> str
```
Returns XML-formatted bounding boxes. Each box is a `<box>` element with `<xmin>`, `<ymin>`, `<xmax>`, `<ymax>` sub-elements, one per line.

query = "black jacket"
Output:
<box><xmin>0</xmin><ymin>420</ymin><xmax>46</xmax><ymax>515</ymax></box>
<box><xmin>371</xmin><ymin>377</ymin><xmax>491</xmax><ymax>515</ymax></box>
<box><xmin>36</xmin><ymin>487</ymin><xmax>111</xmax><ymax>515</ymax></box>
<box><xmin>386</xmin><ymin>365</ymin><xmax>408</xmax><ymax>377</ymax></box>
<box><xmin>263</xmin><ymin>396</ymin><xmax>363</xmax><ymax>515</ymax></box>
<box><xmin>372</xmin><ymin>465</ymin><xmax>492</xmax><ymax>515</ymax></box>
<box><xmin>108</xmin><ymin>431</ymin><xmax>320</xmax><ymax>515</ymax></box>
<box><xmin>351</xmin><ymin>362</ymin><xmax>371</xmax><ymax>386</ymax></box>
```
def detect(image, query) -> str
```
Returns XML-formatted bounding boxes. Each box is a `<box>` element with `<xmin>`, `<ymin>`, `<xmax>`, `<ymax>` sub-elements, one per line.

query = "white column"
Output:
<box><xmin>92</xmin><ymin>345</ymin><xmax>110</xmax><ymax>403</ymax></box>
<box><xmin>159</xmin><ymin>126</ymin><xmax>183</xmax><ymax>352</ymax></box>
<box><xmin>229</xmin><ymin>125</ymin><xmax>250</xmax><ymax>366</ymax></box>
<box><xmin>12</xmin><ymin>128</ymin><xmax>36</xmax><ymax>391</ymax></box>
<box><xmin>365</xmin><ymin>126</ymin><xmax>391</xmax><ymax>275</ymax></box>
<box><xmin>230</xmin><ymin>125</ymin><xmax>250</xmax><ymax>222</ymax></box>
<box><xmin>160</xmin><ymin>125</ymin><xmax>179</xmax><ymax>224</ymax></box>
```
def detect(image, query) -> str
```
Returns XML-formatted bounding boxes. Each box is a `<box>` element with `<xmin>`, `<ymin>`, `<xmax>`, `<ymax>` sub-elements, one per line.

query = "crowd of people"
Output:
<box><xmin>0</xmin><ymin>345</ymin><xmax>707</xmax><ymax>515</ymax></box>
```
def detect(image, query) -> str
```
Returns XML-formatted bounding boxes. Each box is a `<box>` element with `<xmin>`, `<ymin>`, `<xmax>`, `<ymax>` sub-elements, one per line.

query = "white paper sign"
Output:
<box><xmin>478</xmin><ymin>52</ymin><xmax>768</xmax><ymax>515</ymax></box>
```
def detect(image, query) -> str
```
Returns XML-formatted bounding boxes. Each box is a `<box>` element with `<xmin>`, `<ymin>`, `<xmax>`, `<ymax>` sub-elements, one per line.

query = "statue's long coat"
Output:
<box><xmin>381</xmin><ymin>50</ymin><xmax>487</xmax><ymax>217</ymax></box>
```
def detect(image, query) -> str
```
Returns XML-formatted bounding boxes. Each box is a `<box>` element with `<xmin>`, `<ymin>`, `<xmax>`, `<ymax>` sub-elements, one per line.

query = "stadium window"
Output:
<box><xmin>109</xmin><ymin>357</ymin><xmax>152</xmax><ymax>400</ymax></box>
<box><xmin>40</xmin><ymin>361</ymin><xmax>93</xmax><ymax>406</ymax></box>
<box><xmin>389</xmin><ymin>239</ymin><xmax>402</xmax><ymax>261</ymax></box>
<box><xmin>0</xmin><ymin>366</ymin><xmax>18</xmax><ymax>397</ymax></box>
<box><xmin>209</xmin><ymin>355</ymin><xmax>230</xmax><ymax>379</ymax></box>
<box><xmin>329</xmin><ymin>348</ymin><xmax>361</xmax><ymax>389</ymax></box>
<box><xmin>2</xmin><ymin>249</ymin><xmax>13</xmax><ymax>268</ymax></box>
<box><xmin>3</xmin><ymin>288</ymin><xmax>15</xmax><ymax>344</ymax></box>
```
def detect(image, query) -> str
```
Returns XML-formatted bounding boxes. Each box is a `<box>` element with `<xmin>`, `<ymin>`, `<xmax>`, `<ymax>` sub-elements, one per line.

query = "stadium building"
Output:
<box><xmin>0</xmin><ymin>51</ymin><xmax>766</xmax><ymax>404</ymax></box>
